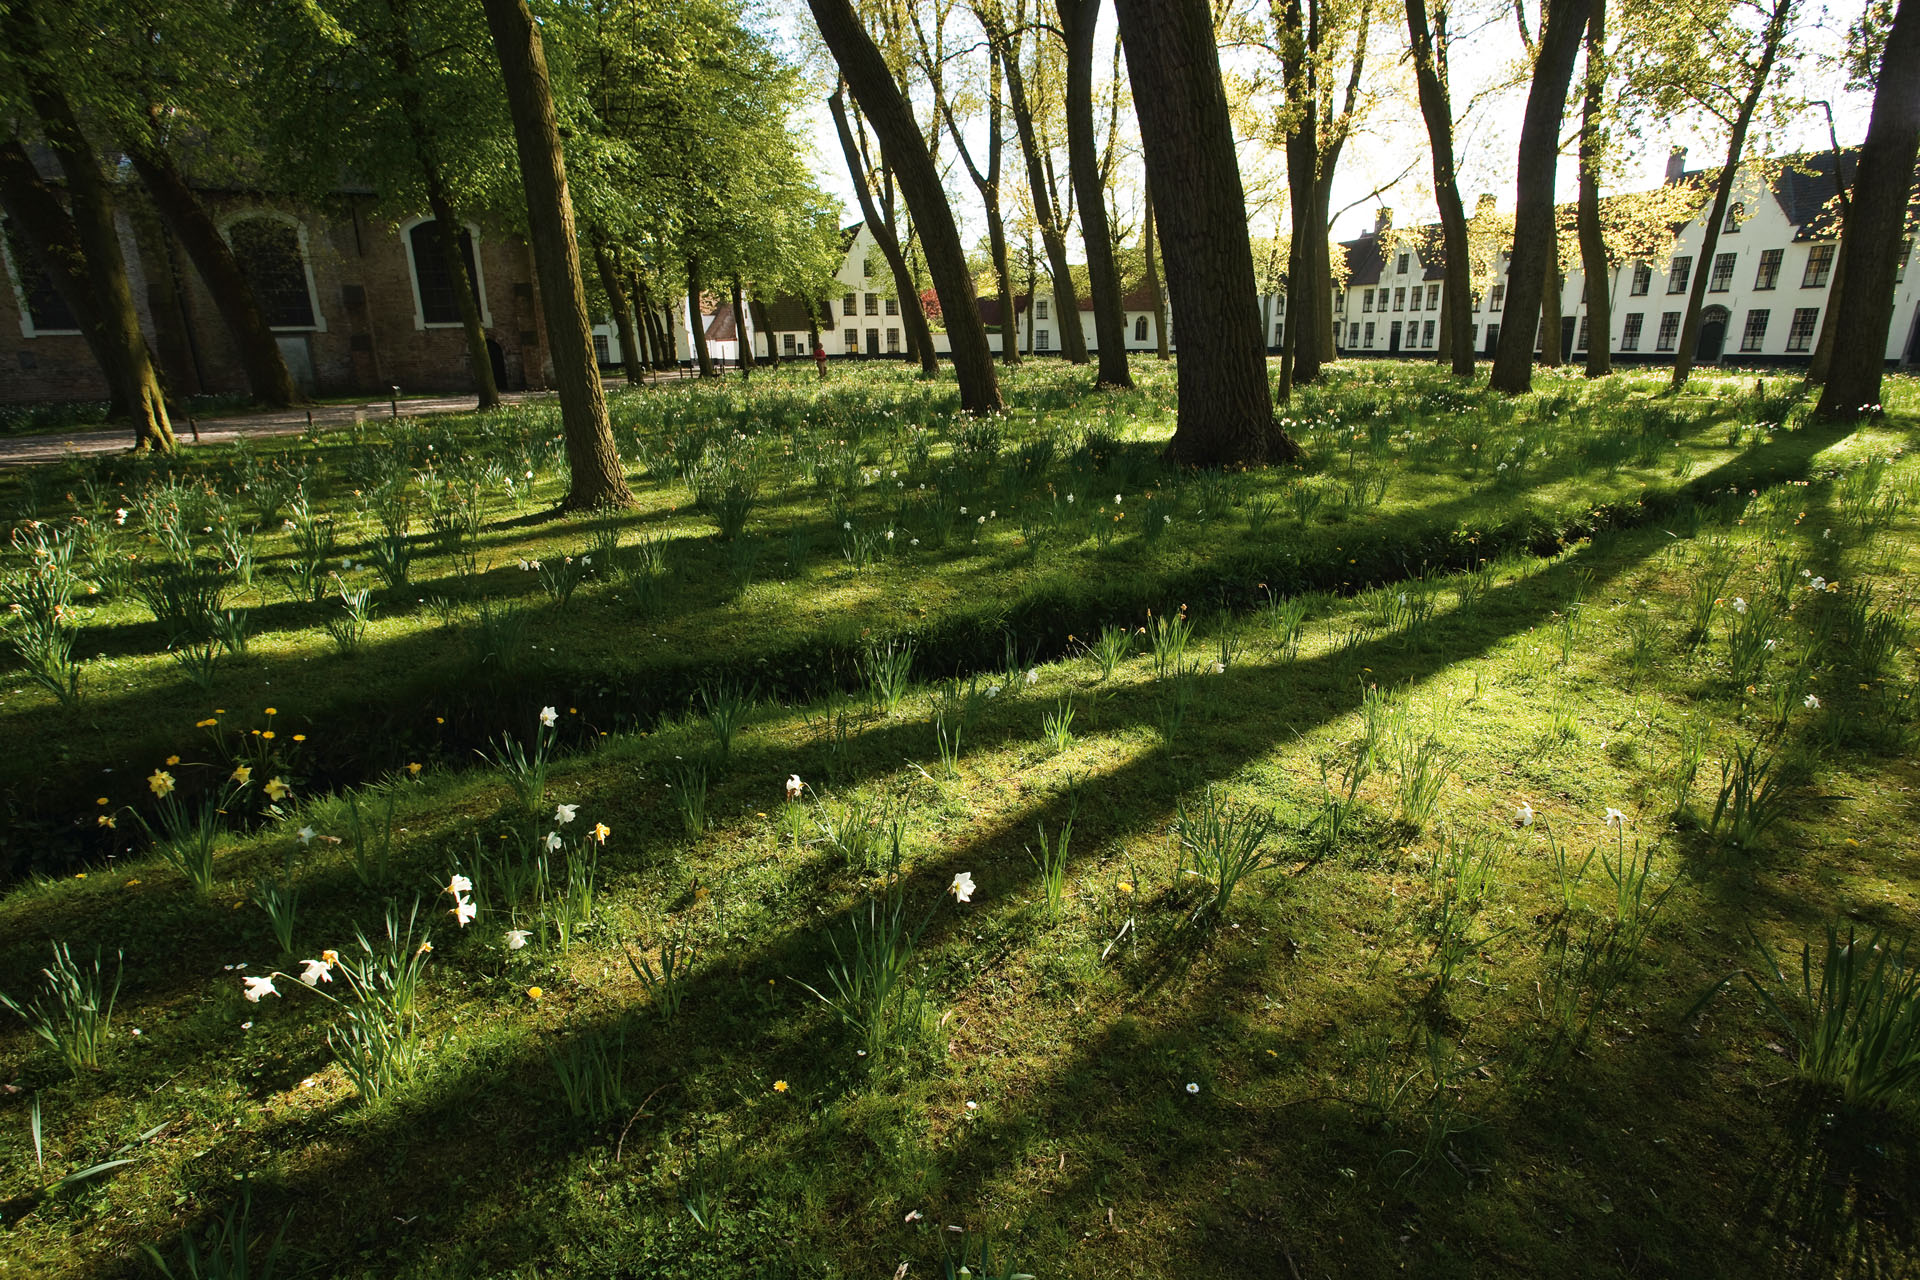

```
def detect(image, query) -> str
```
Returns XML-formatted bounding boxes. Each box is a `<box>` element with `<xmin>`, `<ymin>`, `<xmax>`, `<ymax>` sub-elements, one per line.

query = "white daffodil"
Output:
<box><xmin>545</xmin><ymin>831</ymin><xmax>563</xmax><ymax>852</ymax></box>
<box><xmin>241</xmin><ymin>975</ymin><xmax>279</xmax><ymax>1002</ymax></box>
<box><xmin>1025</xmin><ymin>668</ymin><xmax>1039</xmax><ymax>686</ymax></box>
<box><xmin>554</xmin><ymin>802</ymin><xmax>578</xmax><ymax>825</ymax></box>
<box><xmin>298</xmin><ymin>958</ymin><xmax>334</xmax><ymax>986</ymax></box>
<box><xmin>1605</xmin><ymin>807</ymin><xmax>1628</xmax><ymax>828</ymax></box>
<box><xmin>949</xmin><ymin>871</ymin><xmax>976</xmax><ymax>903</ymax></box>
<box><xmin>1732</xmin><ymin>597</ymin><xmax>1748</xmax><ymax>614</ymax></box>
<box><xmin>296</xmin><ymin>826</ymin><xmax>315</xmax><ymax>846</ymax></box>
<box><xmin>1516</xmin><ymin>802</ymin><xmax>1534</xmax><ymax>827</ymax></box>
<box><xmin>445</xmin><ymin>874</ymin><xmax>473</xmax><ymax>897</ymax></box>
<box><xmin>505</xmin><ymin>929</ymin><xmax>530</xmax><ymax>951</ymax></box>
<box><xmin>540</xmin><ymin>706</ymin><xmax>559</xmax><ymax>727</ymax></box>
<box><xmin>451</xmin><ymin>898</ymin><xmax>477</xmax><ymax>927</ymax></box>
<box><xmin>1804</xmin><ymin>693</ymin><xmax>1820</xmax><ymax>709</ymax></box>
<box><xmin>786</xmin><ymin>774</ymin><xmax>803</xmax><ymax>801</ymax></box>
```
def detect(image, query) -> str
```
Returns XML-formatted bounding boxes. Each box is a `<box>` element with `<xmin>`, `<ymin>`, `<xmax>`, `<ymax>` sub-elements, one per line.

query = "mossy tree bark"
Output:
<box><xmin>1058</xmin><ymin>0</ymin><xmax>1132</xmax><ymax>388</ymax></box>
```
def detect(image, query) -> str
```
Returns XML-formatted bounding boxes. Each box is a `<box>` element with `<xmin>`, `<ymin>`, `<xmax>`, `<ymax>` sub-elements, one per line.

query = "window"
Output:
<box><xmin>1409</xmin><ymin>288</ymin><xmax>1422</xmax><ymax>312</ymax></box>
<box><xmin>1393</xmin><ymin>287</ymin><xmax>1406</xmax><ymax>310</ymax></box>
<box><xmin>1630</xmin><ymin>263</ymin><xmax>1652</xmax><ymax>296</ymax></box>
<box><xmin>593</xmin><ymin>332</ymin><xmax>610</xmax><ymax>365</ymax></box>
<box><xmin>1348</xmin><ymin>322</ymin><xmax>1360</xmax><ymax>345</ymax></box>
<box><xmin>864</xmin><ymin>293</ymin><xmax>878</xmax><ymax>316</ymax></box>
<box><xmin>885</xmin><ymin>297</ymin><xmax>898</xmax><ymax>316</ymax></box>
<box><xmin>1666</xmin><ymin>256</ymin><xmax>1692</xmax><ymax>294</ymax></box>
<box><xmin>1576</xmin><ymin>315</ymin><xmax>1590</xmax><ymax>350</ymax></box>
<box><xmin>1036</xmin><ymin>328</ymin><xmax>1051</xmax><ymax>351</ymax></box>
<box><xmin>1275</xmin><ymin>321</ymin><xmax>1284</xmax><ymax>346</ymax></box>
<box><xmin>1363</xmin><ymin>322</ymin><xmax>1375</xmax><ymax>345</ymax></box>
<box><xmin>862</xmin><ymin>255</ymin><xmax>872</xmax><ymax>278</ymax></box>
<box><xmin>2</xmin><ymin>223</ymin><xmax>80</xmax><ymax>334</ymax></box>
<box><xmin>1470</xmin><ymin>324</ymin><xmax>1479</xmax><ymax>346</ymax></box>
<box><xmin>1786</xmin><ymin>307</ymin><xmax>1818</xmax><ymax>351</ymax></box>
<box><xmin>1621</xmin><ymin>313</ymin><xmax>1644</xmax><ymax>351</ymax></box>
<box><xmin>1334</xmin><ymin>292</ymin><xmax>1345</xmax><ymax>313</ymax></box>
<box><xmin>1898</xmin><ymin>238</ymin><xmax>1914</xmax><ymax>284</ymax></box>
<box><xmin>843</xmin><ymin>294</ymin><xmax>857</xmax><ymax>317</ymax></box>
<box><xmin>1754</xmin><ymin>249</ymin><xmax>1783</xmax><ymax>290</ymax></box>
<box><xmin>1655</xmin><ymin>311</ymin><xmax>1681</xmax><ymax>351</ymax></box>
<box><xmin>1489</xmin><ymin>283</ymin><xmax>1505</xmax><ymax>312</ymax></box>
<box><xmin>1740</xmin><ymin>310</ymin><xmax>1770</xmax><ymax>352</ymax></box>
<box><xmin>1724</xmin><ymin>202</ymin><xmax>1745</xmax><ymax>233</ymax></box>
<box><xmin>783</xmin><ymin>333</ymin><xmax>796</xmax><ymax>355</ymax></box>
<box><xmin>1362</xmin><ymin>292</ymin><xmax>1374</xmax><ymax>312</ymax></box>
<box><xmin>1423</xmin><ymin>320</ymin><xmax>1436</xmax><ymax>346</ymax></box>
<box><xmin>1802</xmin><ymin>245</ymin><xmax>1834</xmax><ymax>288</ymax></box>
<box><xmin>1134</xmin><ymin>315</ymin><xmax>1148</xmax><ymax>341</ymax></box>
<box><xmin>1036</xmin><ymin>299</ymin><xmax>1049</xmax><ymax>320</ymax></box>
<box><xmin>406</xmin><ymin>220</ymin><xmax>484</xmax><ymax>328</ymax></box>
<box><xmin>1709</xmin><ymin>253</ymin><xmax>1736</xmax><ymax>292</ymax></box>
<box><xmin>1377</xmin><ymin>288</ymin><xmax>1389</xmax><ymax>311</ymax></box>
<box><xmin>887</xmin><ymin>327</ymin><xmax>899</xmax><ymax>352</ymax></box>
<box><xmin>1428</xmin><ymin>285</ymin><xmax>1440</xmax><ymax>309</ymax></box>
<box><xmin>229</xmin><ymin>216</ymin><xmax>317</xmax><ymax>328</ymax></box>
<box><xmin>1397</xmin><ymin>252</ymin><xmax>1410</xmax><ymax>274</ymax></box>
<box><xmin>845</xmin><ymin>328</ymin><xmax>858</xmax><ymax>353</ymax></box>
<box><xmin>1471</xmin><ymin>290</ymin><xmax>1483</xmax><ymax>311</ymax></box>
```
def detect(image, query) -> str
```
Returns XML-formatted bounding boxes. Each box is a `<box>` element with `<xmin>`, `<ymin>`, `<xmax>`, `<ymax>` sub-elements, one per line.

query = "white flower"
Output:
<box><xmin>985</xmin><ymin>683</ymin><xmax>1002</xmax><ymax>699</ymax></box>
<box><xmin>544</xmin><ymin>831</ymin><xmax>563</xmax><ymax>852</ymax></box>
<box><xmin>1114</xmin><ymin>494</ymin><xmax>1122</xmax><ymax>504</ymax></box>
<box><xmin>1186</xmin><ymin>1082</ymin><xmax>1200</xmax><ymax>1094</ymax></box>
<box><xmin>1810</xmin><ymin>576</ymin><xmax>1826</xmax><ymax>591</ymax></box>
<box><xmin>241</xmin><ymin>975</ymin><xmax>278</xmax><ymax>1002</ymax></box>
<box><xmin>1024</xmin><ymin>668</ymin><xmax>1039</xmax><ymax>686</ymax></box>
<box><xmin>949</xmin><ymin>871</ymin><xmax>976</xmax><ymax>903</ymax></box>
<box><xmin>1605</xmin><ymin>807</ymin><xmax>1628</xmax><ymax>828</ymax></box>
<box><xmin>843</xmin><ymin>520</ymin><xmax>852</xmax><ymax>531</ymax></box>
<box><xmin>296</xmin><ymin>826</ymin><xmax>315</xmax><ymax>846</ymax></box>
<box><xmin>1804</xmin><ymin>693</ymin><xmax>1820</xmax><ymax>709</ymax></box>
<box><xmin>540</xmin><ymin>706</ymin><xmax>558</xmax><ymax>727</ymax></box>
<box><xmin>1211</xmin><ymin>660</ymin><xmax>1226</xmax><ymax>675</ymax></box>
<box><xmin>1732</xmin><ymin>597</ymin><xmax>1748</xmax><ymax>614</ymax></box>
<box><xmin>786</xmin><ymin>774</ymin><xmax>803</xmax><ymax>801</ymax></box>
<box><xmin>113</xmin><ymin>508</ymin><xmax>128</xmax><ymax>525</ymax></box>
<box><xmin>445</xmin><ymin>874</ymin><xmax>473</xmax><ymax>897</ymax></box>
<box><xmin>554</xmin><ymin>802</ymin><xmax>578</xmax><ymax>825</ymax></box>
<box><xmin>1516</xmin><ymin>802</ymin><xmax>1534</xmax><ymax>827</ymax></box>
<box><xmin>505</xmin><ymin>929</ymin><xmax>530</xmax><ymax>951</ymax></box>
<box><xmin>451</xmin><ymin>898</ymin><xmax>477</xmax><ymax>927</ymax></box>
<box><xmin>298</xmin><ymin>958</ymin><xmax>334</xmax><ymax>986</ymax></box>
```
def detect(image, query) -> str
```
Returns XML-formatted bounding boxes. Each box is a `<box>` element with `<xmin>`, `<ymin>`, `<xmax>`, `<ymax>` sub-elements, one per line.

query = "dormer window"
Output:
<box><xmin>1723</xmin><ymin>202</ymin><xmax>1745</xmax><ymax>233</ymax></box>
<box><xmin>1397</xmin><ymin>252</ymin><xmax>1410</xmax><ymax>274</ymax></box>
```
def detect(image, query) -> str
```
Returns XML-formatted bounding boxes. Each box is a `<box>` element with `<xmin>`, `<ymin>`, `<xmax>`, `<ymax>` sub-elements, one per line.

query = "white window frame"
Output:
<box><xmin>399</xmin><ymin>215</ymin><xmax>491</xmax><ymax>332</ymax></box>
<box><xmin>220</xmin><ymin>209</ymin><xmax>328</xmax><ymax>333</ymax></box>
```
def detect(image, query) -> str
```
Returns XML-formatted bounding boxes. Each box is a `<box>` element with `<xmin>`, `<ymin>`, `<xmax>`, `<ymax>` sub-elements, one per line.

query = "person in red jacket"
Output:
<box><xmin>814</xmin><ymin>340</ymin><xmax>829</xmax><ymax>381</ymax></box>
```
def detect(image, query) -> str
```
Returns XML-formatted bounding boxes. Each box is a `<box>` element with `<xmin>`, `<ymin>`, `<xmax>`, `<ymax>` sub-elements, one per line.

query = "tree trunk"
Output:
<box><xmin>1489</xmin><ymin>0</ymin><xmax>1591</xmax><ymax>393</ymax></box>
<box><xmin>0</xmin><ymin>139</ymin><xmax>122</xmax><ymax>408</ymax></box>
<box><xmin>8</xmin><ymin>3</ymin><xmax>174</xmax><ymax>451</ymax></box>
<box><xmin>731</xmin><ymin>274</ymin><xmax>753</xmax><ymax>381</ymax></box>
<box><xmin>1143</xmin><ymin>178</ymin><xmax>1169</xmax><ymax>359</ymax></box>
<box><xmin>594</xmin><ymin>239</ymin><xmax>643</xmax><ymax>384</ymax></box>
<box><xmin>810</xmin><ymin>0</ymin><xmax>1002</xmax><ymax>413</ymax></box>
<box><xmin>426</xmin><ymin>190</ymin><xmax>502</xmax><ymax>409</ymax></box>
<box><xmin>1059</xmin><ymin>0</ymin><xmax>1133</xmax><ymax>387</ymax></box>
<box><xmin>1671</xmin><ymin>0</ymin><xmax>1791</xmax><ymax>389</ymax></box>
<box><xmin>478</xmin><ymin>0</ymin><xmax>632</xmax><ymax>509</ymax></box>
<box><xmin>1113</xmin><ymin>0</ymin><xmax>1300</xmax><ymax>466</ymax></box>
<box><xmin>1279</xmin><ymin>0</ymin><xmax>1324</xmax><ymax>384</ymax></box>
<box><xmin>1805</xmin><ymin>114</ymin><xmax>1853</xmax><ymax>383</ymax></box>
<box><xmin>1540</xmin><ymin>234</ymin><xmax>1563</xmax><ymax>367</ymax></box>
<box><xmin>998</xmin><ymin>21</ymin><xmax>1090</xmax><ymax>364</ymax></box>
<box><xmin>124</xmin><ymin>132</ymin><xmax>298</xmax><ymax>407</ymax></box>
<box><xmin>686</xmin><ymin>258</ymin><xmax>716</xmax><ymax>378</ymax></box>
<box><xmin>751</xmin><ymin>296</ymin><xmax>780</xmax><ymax>367</ymax></box>
<box><xmin>828</xmin><ymin>90</ymin><xmax>937</xmax><ymax>375</ymax></box>
<box><xmin>1816</xmin><ymin>0</ymin><xmax>1920</xmax><ymax>418</ymax></box>
<box><xmin>1406</xmin><ymin>0</ymin><xmax>1474</xmax><ymax>376</ymax></box>
<box><xmin>1576</xmin><ymin>0</ymin><xmax>1612</xmax><ymax>377</ymax></box>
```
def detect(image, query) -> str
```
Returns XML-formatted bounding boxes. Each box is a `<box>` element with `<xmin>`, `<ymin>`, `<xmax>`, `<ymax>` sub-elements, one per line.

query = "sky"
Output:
<box><xmin>761</xmin><ymin>0</ymin><xmax>1874</xmax><ymax>255</ymax></box>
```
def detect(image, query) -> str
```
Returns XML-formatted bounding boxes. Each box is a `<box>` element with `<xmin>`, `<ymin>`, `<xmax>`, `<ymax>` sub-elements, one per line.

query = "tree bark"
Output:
<box><xmin>478</xmin><ymin>0</ymin><xmax>632</xmax><ymax>509</ymax></box>
<box><xmin>751</xmin><ymin>296</ymin><xmax>780</xmax><ymax>366</ymax></box>
<box><xmin>1576</xmin><ymin>0</ymin><xmax>1612</xmax><ymax>376</ymax></box>
<box><xmin>1816</xmin><ymin>0</ymin><xmax>1920</xmax><ymax>418</ymax></box>
<box><xmin>934</xmin><ymin>42</ymin><xmax>1020</xmax><ymax>365</ymax></box>
<box><xmin>1670</xmin><ymin>0</ymin><xmax>1792</xmax><ymax>389</ymax></box>
<box><xmin>594</xmin><ymin>238</ymin><xmax>643</xmax><ymax>384</ymax></box>
<box><xmin>810</xmin><ymin>0</ymin><xmax>1002</xmax><ymax>413</ymax></box>
<box><xmin>686</xmin><ymin>259</ymin><xmax>716</xmax><ymax>377</ymax></box>
<box><xmin>8</xmin><ymin>2</ymin><xmax>174</xmax><ymax>451</ymax></box>
<box><xmin>731</xmin><ymin>273</ymin><xmax>753</xmax><ymax>380</ymax></box>
<box><xmin>1113</xmin><ymin>0</ymin><xmax>1300</xmax><ymax>466</ymax></box>
<box><xmin>631</xmin><ymin>273</ymin><xmax>661</xmax><ymax>374</ymax></box>
<box><xmin>828</xmin><ymin>90</ymin><xmax>937</xmax><ymax>375</ymax></box>
<box><xmin>428</xmin><ymin>189</ymin><xmax>503</xmax><ymax>409</ymax></box>
<box><xmin>1540</xmin><ymin>232</ymin><xmax>1563</xmax><ymax>366</ymax></box>
<box><xmin>1279</xmin><ymin>0</ymin><xmax>1325</xmax><ymax>383</ymax></box>
<box><xmin>1143</xmin><ymin>178</ymin><xmax>1169</xmax><ymax>359</ymax></box>
<box><xmin>1804</xmin><ymin>110</ymin><xmax>1853</xmax><ymax>383</ymax></box>
<box><xmin>1406</xmin><ymin>0</ymin><xmax>1475</xmax><ymax>376</ymax></box>
<box><xmin>1490</xmin><ymin>0</ymin><xmax>1591</xmax><ymax>393</ymax></box>
<box><xmin>1058</xmin><ymin>0</ymin><xmax>1133</xmax><ymax>387</ymax></box>
<box><xmin>124</xmin><ymin>131</ymin><xmax>299</xmax><ymax>407</ymax></box>
<box><xmin>995</xmin><ymin>14</ymin><xmax>1090</xmax><ymax>364</ymax></box>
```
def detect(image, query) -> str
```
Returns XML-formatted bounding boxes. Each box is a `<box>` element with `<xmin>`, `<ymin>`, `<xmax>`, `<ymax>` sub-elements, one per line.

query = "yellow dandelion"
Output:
<box><xmin>125</xmin><ymin>879</ymin><xmax>140</xmax><ymax>887</ymax></box>
<box><xmin>261</xmin><ymin>730</ymin><xmax>275</xmax><ymax>741</ymax></box>
<box><xmin>292</xmin><ymin>734</ymin><xmax>307</xmax><ymax>743</ymax></box>
<box><xmin>527</xmin><ymin>986</ymin><xmax>543</xmax><ymax>1001</ymax></box>
<box><xmin>96</xmin><ymin>796</ymin><xmax>108</xmax><ymax>805</ymax></box>
<box><xmin>773</xmin><ymin>1080</ymin><xmax>789</xmax><ymax>1093</ymax></box>
<box><xmin>196</xmin><ymin>718</ymin><xmax>219</xmax><ymax>728</ymax></box>
<box><xmin>165</xmin><ymin>754</ymin><xmax>180</xmax><ymax>766</ymax></box>
<box><xmin>264</xmin><ymin>707</ymin><xmax>277</xmax><ymax>716</ymax></box>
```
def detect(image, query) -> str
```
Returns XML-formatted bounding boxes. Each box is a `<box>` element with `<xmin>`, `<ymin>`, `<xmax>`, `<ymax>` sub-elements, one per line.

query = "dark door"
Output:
<box><xmin>1389</xmin><ymin>321</ymin><xmax>1402</xmax><ymax>353</ymax></box>
<box><xmin>1696</xmin><ymin>308</ymin><xmax>1728</xmax><ymax>362</ymax></box>
<box><xmin>1561</xmin><ymin>316</ymin><xmax>1577</xmax><ymax>361</ymax></box>
<box><xmin>1484</xmin><ymin>323</ymin><xmax>1500</xmax><ymax>355</ymax></box>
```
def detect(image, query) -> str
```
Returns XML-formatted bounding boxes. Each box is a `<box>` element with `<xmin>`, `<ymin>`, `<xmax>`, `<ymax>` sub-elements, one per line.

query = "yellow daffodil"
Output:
<box><xmin>591</xmin><ymin>821</ymin><xmax>611</xmax><ymax>845</ymax></box>
<box><xmin>148</xmin><ymin>769</ymin><xmax>176</xmax><ymax>797</ymax></box>
<box><xmin>265</xmin><ymin>778</ymin><xmax>290</xmax><ymax>802</ymax></box>
<box><xmin>231</xmin><ymin>764</ymin><xmax>252</xmax><ymax>785</ymax></box>
<box><xmin>407</xmin><ymin>762</ymin><xmax>422</xmax><ymax>776</ymax></box>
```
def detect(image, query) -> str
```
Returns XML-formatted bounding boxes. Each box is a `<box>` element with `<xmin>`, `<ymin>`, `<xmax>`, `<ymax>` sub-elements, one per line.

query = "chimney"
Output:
<box><xmin>1666</xmin><ymin>146</ymin><xmax>1688</xmax><ymax>184</ymax></box>
<box><xmin>1374</xmin><ymin>207</ymin><xmax>1393</xmax><ymax>237</ymax></box>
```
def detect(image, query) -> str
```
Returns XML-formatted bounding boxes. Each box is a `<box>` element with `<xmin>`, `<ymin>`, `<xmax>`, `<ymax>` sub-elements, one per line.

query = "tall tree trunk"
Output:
<box><xmin>124</xmin><ymin>131</ymin><xmax>298</xmax><ymax>407</ymax></box>
<box><xmin>0</xmin><ymin>138</ymin><xmax>123</xmax><ymax>411</ymax></box>
<box><xmin>478</xmin><ymin>0</ymin><xmax>632</xmax><ymax>509</ymax></box>
<box><xmin>1540</xmin><ymin>234</ymin><xmax>1564</xmax><ymax>367</ymax></box>
<box><xmin>1490</xmin><ymin>0</ymin><xmax>1591</xmax><ymax>393</ymax></box>
<box><xmin>935</xmin><ymin>43</ymin><xmax>1020</xmax><ymax>366</ymax></box>
<box><xmin>8</xmin><ymin>3</ymin><xmax>174</xmax><ymax>451</ymax></box>
<box><xmin>1113</xmin><ymin>0</ymin><xmax>1300</xmax><ymax>466</ymax></box>
<box><xmin>731</xmin><ymin>273</ymin><xmax>753</xmax><ymax>380</ymax></box>
<box><xmin>1405</xmin><ymin>0</ymin><xmax>1474</xmax><ymax>376</ymax></box>
<box><xmin>1671</xmin><ymin>0</ymin><xmax>1792</xmax><ymax>389</ymax></box>
<box><xmin>1058</xmin><ymin>0</ymin><xmax>1133</xmax><ymax>387</ymax></box>
<box><xmin>425</xmin><ymin>188</ymin><xmax>502</xmax><ymax>409</ymax></box>
<box><xmin>632</xmin><ymin>273</ymin><xmax>662</xmax><ymax>374</ymax></box>
<box><xmin>594</xmin><ymin>239</ymin><xmax>642</xmax><ymax>384</ymax></box>
<box><xmin>809</xmin><ymin>0</ymin><xmax>1002</xmax><ymax>413</ymax></box>
<box><xmin>997</xmin><ymin>17</ymin><xmax>1090</xmax><ymax>364</ymax></box>
<box><xmin>686</xmin><ymin>259</ymin><xmax>716</xmax><ymax>377</ymax></box>
<box><xmin>806</xmin><ymin>298</ymin><xmax>825</xmax><ymax>371</ymax></box>
<box><xmin>1279</xmin><ymin>0</ymin><xmax>1324</xmax><ymax>383</ymax></box>
<box><xmin>1143</xmin><ymin>179</ymin><xmax>1169</xmax><ymax>359</ymax></box>
<box><xmin>828</xmin><ymin>91</ymin><xmax>937</xmax><ymax>375</ymax></box>
<box><xmin>1805</xmin><ymin>109</ymin><xmax>1853</xmax><ymax>383</ymax></box>
<box><xmin>1576</xmin><ymin>0</ymin><xmax>1612</xmax><ymax>377</ymax></box>
<box><xmin>751</xmin><ymin>296</ymin><xmax>780</xmax><ymax>367</ymax></box>
<box><xmin>1816</xmin><ymin>0</ymin><xmax>1920</xmax><ymax>417</ymax></box>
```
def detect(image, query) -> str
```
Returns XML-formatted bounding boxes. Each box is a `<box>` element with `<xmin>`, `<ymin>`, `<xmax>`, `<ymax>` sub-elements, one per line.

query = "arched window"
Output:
<box><xmin>1134</xmin><ymin>315</ymin><xmax>1147</xmax><ymax>341</ymax></box>
<box><xmin>2</xmin><ymin>220</ymin><xmax>80</xmax><ymax>336</ymax></box>
<box><xmin>226</xmin><ymin>215</ymin><xmax>319</xmax><ymax>329</ymax></box>
<box><xmin>402</xmin><ymin>218</ymin><xmax>489</xmax><ymax>329</ymax></box>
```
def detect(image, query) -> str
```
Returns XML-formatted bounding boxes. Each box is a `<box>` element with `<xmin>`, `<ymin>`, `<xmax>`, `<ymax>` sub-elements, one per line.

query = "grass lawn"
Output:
<box><xmin>1</xmin><ymin>358</ymin><xmax>1917</xmax><ymax>1278</ymax></box>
